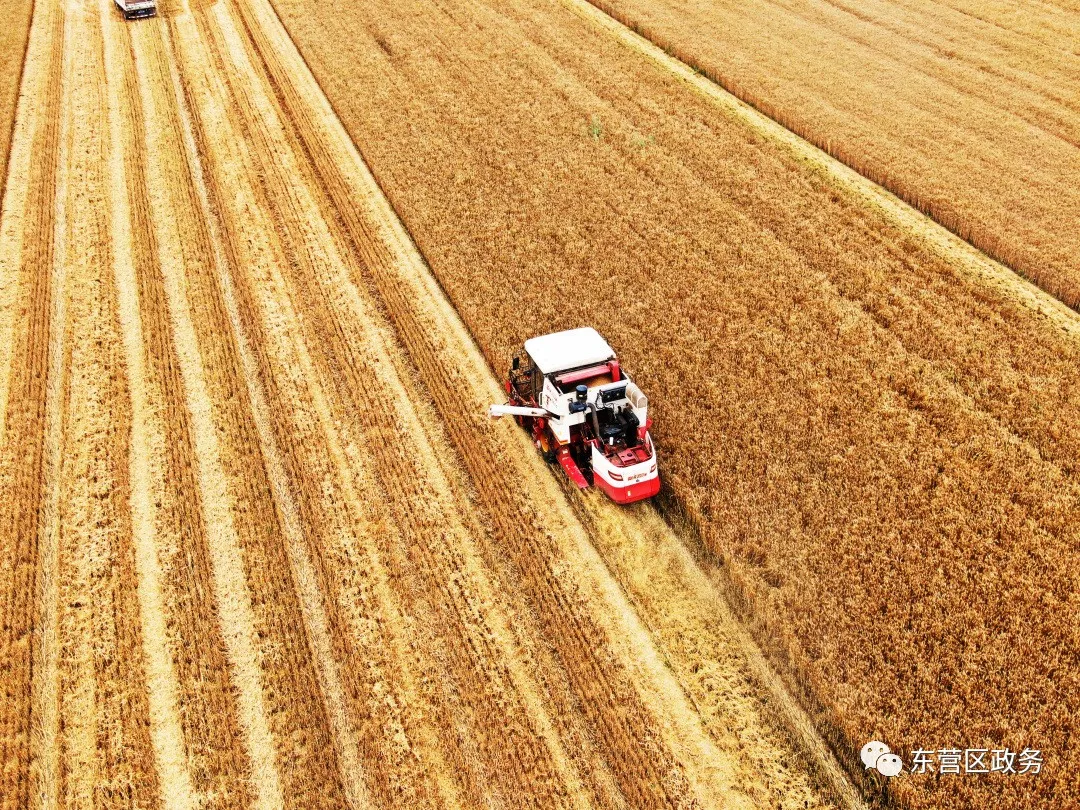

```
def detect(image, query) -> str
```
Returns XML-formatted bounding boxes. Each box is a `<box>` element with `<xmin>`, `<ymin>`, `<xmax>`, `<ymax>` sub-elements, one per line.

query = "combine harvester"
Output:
<box><xmin>115</xmin><ymin>0</ymin><xmax>155</xmax><ymax>19</ymax></box>
<box><xmin>490</xmin><ymin>327</ymin><xmax>660</xmax><ymax>503</ymax></box>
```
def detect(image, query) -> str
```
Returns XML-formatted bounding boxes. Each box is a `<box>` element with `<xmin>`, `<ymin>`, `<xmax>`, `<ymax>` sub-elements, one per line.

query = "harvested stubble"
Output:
<box><xmin>273</xmin><ymin>0</ymin><xmax>1080</xmax><ymax>807</ymax></box>
<box><xmin>586</xmin><ymin>0</ymin><xmax>1080</xmax><ymax>310</ymax></box>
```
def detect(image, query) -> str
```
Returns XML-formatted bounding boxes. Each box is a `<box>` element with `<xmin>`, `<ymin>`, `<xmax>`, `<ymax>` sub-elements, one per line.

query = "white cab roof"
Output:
<box><xmin>525</xmin><ymin>327</ymin><xmax>615</xmax><ymax>375</ymax></box>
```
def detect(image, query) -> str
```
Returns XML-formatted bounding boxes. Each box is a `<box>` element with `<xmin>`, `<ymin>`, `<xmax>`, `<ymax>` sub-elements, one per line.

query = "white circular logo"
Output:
<box><xmin>861</xmin><ymin>741</ymin><xmax>903</xmax><ymax>777</ymax></box>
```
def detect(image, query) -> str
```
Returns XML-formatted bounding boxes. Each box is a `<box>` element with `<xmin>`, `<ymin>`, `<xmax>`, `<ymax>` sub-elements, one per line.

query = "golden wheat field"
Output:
<box><xmin>271</xmin><ymin>0</ymin><xmax>1080</xmax><ymax>808</ymax></box>
<box><xmin>587</xmin><ymin>0</ymin><xmax>1080</xmax><ymax>309</ymax></box>
<box><xmin>2</xmin><ymin>0</ymin><xmax>1077</xmax><ymax>808</ymax></box>
<box><xmin>0</xmin><ymin>0</ymin><xmax>864</xmax><ymax>807</ymax></box>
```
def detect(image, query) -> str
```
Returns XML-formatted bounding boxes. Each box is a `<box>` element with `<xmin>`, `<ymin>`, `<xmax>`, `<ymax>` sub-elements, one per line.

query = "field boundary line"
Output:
<box><xmin>563</xmin><ymin>0</ymin><xmax>1080</xmax><ymax>342</ymax></box>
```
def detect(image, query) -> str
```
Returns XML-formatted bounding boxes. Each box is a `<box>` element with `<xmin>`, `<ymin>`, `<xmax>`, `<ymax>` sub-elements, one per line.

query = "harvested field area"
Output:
<box><xmin>586</xmin><ymin>0</ymin><xmax>1080</xmax><ymax>309</ymax></box>
<box><xmin>0</xmin><ymin>0</ymin><xmax>845</xmax><ymax>806</ymax></box>
<box><xmin>272</xmin><ymin>0</ymin><xmax>1080</xmax><ymax>807</ymax></box>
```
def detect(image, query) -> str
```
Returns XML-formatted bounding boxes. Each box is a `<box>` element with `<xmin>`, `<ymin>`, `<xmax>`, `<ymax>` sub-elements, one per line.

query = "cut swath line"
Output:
<box><xmin>560</xmin><ymin>0</ymin><xmax>1080</xmax><ymax>342</ymax></box>
<box><xmin>102</xmin><ymin>2</ymin><xmax>197</xmax><ymax>807</ymax></box>
<box><xmin>33</xmin><ymin>2</ymin><xmax>72</xmax><ymax>807</ymax></box>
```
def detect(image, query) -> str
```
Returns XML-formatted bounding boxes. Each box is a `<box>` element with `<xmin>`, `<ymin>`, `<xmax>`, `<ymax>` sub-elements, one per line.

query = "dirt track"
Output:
<box><xmin>0</xmin><ymin>0</ymin><xmax>852</xmax><ymax>806</ymax></box>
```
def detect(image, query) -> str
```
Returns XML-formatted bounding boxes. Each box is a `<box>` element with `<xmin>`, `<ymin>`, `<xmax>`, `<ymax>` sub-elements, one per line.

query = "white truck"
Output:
<box><xmin>115</xmin><ymin>0</ymin><xmax>156</xmax><ymax>19</ymax></box>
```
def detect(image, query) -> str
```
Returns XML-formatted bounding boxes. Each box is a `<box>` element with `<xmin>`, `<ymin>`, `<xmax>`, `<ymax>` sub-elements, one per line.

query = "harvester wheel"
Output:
<box><xmin>542</xmin><ymin>448</ymin><xmax>557</xmax><ymax>464</ymax></box>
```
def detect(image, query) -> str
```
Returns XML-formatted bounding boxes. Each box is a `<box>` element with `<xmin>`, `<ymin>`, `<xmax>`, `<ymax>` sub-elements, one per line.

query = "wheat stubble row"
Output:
<box><xmin>272</xmin><ymin>0</ymin><xmax>1080</xmax><ymax>807</ymax></box>
<box><xmin>0</xmin><ymin>0</ymin><xmax>838</xmax><ymax>805</ymax></box>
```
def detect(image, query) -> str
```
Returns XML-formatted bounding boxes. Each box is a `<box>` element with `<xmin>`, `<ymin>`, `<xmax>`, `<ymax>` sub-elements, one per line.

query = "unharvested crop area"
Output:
<box><xmin>586</xmin><ymin>0</ymin><xmax>1080</xmax><ymax>310</ymax></box>
<box><xmin>274</xmin><ymin>0</ymin><xmax>1080</xmax><ymax>807</ymax></box>
<box><xmin>0</xmin><ymin>0</ymin><xmax>842</xmax><ymax>806</ymax></box>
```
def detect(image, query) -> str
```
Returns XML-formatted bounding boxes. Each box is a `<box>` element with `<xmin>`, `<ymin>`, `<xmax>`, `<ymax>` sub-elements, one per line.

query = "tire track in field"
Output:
<box><xmin>150</xmin><ymin>11</ymin><xmax>377</xmax><ymax>807</ymax></box>
<box><xmin>141</xmin><ymin>9</ymin><xmax>374</xmax><ymax>804</ymax></box>
<box><xmin>197</xmin><ymin>137</ymin><xmax>378</xmax><ymax>810</ymax></box>
<box><xmin>101</xmin><ymin>4</ymin><xmax>276</xmax><ymax>806</ymax></box>
<box><xmin>0</xmin><ymin>0</ymin><xmax>55</xmax><ymax>443</ymax></box>
<box><xmin>60</xmin><ymin>31</ymin><xmax>166</xmax><ymax>785</ymax></box>
<box><xmin>102</xmin><ymin>13</ymin><xmax>259</xmax><ymax>808</ymax></box>
<box><xmin>51</xmin><ymin>2</ymin><xmax>165</xmax><ymax>801</ymax></box>
<box><xmin>147</xmin><ymin>193</ymin><xmax>286</xmax><ymax>810</ymax></box>
<box><xmin>131</xmin><ymin>5</ymin><xmax>359</xmax><ymax>805</ymax></box>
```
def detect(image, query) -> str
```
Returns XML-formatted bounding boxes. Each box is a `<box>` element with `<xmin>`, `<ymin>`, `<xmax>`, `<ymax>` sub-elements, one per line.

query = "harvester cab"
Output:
<box><xmin>489</xmin><ymin>327</ymin><xmax>660</xmax><ymax>504</ymax></box>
